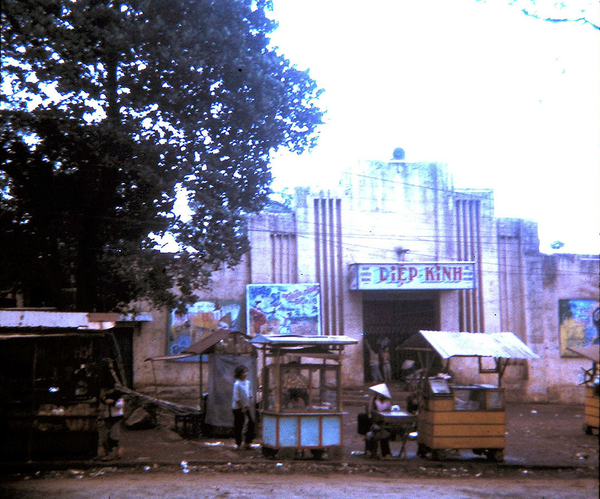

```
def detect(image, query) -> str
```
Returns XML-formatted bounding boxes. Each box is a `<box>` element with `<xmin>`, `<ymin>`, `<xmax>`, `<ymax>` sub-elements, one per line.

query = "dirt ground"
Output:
<box><xmin>109</xmin><ymin>389</ymin><xmax>599</xmax><ymax>471</ymax></box>
<box><xmin>2</xmin><ymin>472</ymin><xmax>598</xmax><ymax>499</ymax></box>
<box><xmin>2</xmin><ymin>386</ymin><xmax>598</xmax><ymax>475</ymax></box>
<box><xmin>1</xmin><ymin>391</ymin><xmax>598</xmax><ymax>499</ymax></box>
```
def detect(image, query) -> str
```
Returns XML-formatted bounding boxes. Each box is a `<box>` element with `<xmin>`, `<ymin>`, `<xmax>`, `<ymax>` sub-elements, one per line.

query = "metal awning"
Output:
<box><xmin>250</xmin><ymin>334</ymin><xmax>358</xmax><ymax>347</ymax></box>
<box><xmin>0</xmin><ymin>310</ymin><xmax>116</xmax><ymax>331</ymax></box>
<box><xmin>145</xmin><ymin>329</ymin><xmax>246</xmax><ymax>362</ymax></box>
<box><xmin>567</xmin><ymin>346</ymin><xmax>600</xmax><ymax>363</ymax></box>
<box><xmin>400</xmin><ymin>330</ymin><xmax>539</xmax><ymax>360</ymax></box>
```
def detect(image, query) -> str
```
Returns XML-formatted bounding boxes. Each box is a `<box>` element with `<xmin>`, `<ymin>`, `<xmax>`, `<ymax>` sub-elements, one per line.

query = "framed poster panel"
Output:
<box><xmin>559</xmin><ymin>299</ymin><xmax>599</xmax><ymax>357</ymax></box>
<box><xmin>247</xmin><ymin>283</ymin><xmax>321</xmax><ymax>336</ymax></box>
<box><xmin>168</xmin><ymin>300</ymin><xmax>243</xmax><ymax>361</ymax></box>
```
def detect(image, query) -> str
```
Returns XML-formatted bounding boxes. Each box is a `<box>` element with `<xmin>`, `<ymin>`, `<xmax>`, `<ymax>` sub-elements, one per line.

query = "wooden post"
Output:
<box><xmin>28</xmin><ymin>341</ymin><xmax>38</xmax><ymax>462</ymax></box>
<box><xmin>199</xmin><ymin>355</ymin><xmax>203</xmax><ymax>411</ymax></box>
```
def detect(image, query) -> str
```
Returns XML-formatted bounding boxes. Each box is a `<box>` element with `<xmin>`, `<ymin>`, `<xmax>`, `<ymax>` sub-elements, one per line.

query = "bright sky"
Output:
<box><xmin>268</xmin><ymin>0</ymin><xmax>600</xmax><ymax>255</ymax></box>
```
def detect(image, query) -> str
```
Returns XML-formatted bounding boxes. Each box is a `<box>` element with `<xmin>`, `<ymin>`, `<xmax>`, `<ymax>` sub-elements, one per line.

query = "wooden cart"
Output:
<box><xmin>400</xmin><ymin>330</ymin><xmax>539</xmax><ymax>462</ymax></box>
<box><xmin>250</xmin><ymin>334</ymin><xmax>357</xmax><ymax>460</ymax></box>
<box><xmin>417</xmin><ymin>379</ymin><xmax>506</xmax><ymax>461</ymax></box>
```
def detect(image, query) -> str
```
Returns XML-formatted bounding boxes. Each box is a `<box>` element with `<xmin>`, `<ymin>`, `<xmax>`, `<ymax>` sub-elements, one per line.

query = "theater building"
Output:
<box><xmin>133</xmin><ymin>150</ymin><xmax>599</xmax><ymax>404</ymax></box>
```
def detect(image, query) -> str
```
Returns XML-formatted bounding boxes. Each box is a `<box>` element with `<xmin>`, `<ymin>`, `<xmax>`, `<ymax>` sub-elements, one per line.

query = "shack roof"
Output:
<box><xmin>0</xmin><ymin>310</ymin><xmax>115</xmax><ymax>337</ymax></box>
<box><xmin>145</xmin><ymin>329</ymin><xmax>249</xmax><ymax>361</ymax></box>
<box><xmin>400</xmin><ymin>330</ymin><xmax>539</xmax><ymax>360</ymax></box>
<box><xmin>184</xmin><ymin>329</ymin><xmax>233</xmax><ymax>354</ymax></box>
<box><xmin>250</xmin><ymin>334</ymin><xmax>358</xmax><ymax>348</ymax></box>
<box><xmin>567</xmin><ymin>346</ymin><xmax>600</xmax><ymax>363</ymax></box>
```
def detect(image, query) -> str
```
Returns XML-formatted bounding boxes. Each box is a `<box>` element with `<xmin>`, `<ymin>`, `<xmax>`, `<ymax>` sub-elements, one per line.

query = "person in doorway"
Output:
<box><xmin>380</xmin><ymin>346</ymin><xmax>392</xmax><ymax>383</ymax></box>
<box><xmin>366</xmin><ymin>339</ymin><xmax>383</xmax><ymax>383</ymax></box>
<box><xmin>232</xmin><ymin>365</ymin><xmax>255</xmax><ymax>449</ymax></box>
<box><xmin>365</xmin><ymin>383</ymin><xmax>393</xmax><ymax>459</ymax></box>
<box><xmin>98</xmin><ymin>360</ymin><xmax>125</xmax><ymax>460</ymax></box>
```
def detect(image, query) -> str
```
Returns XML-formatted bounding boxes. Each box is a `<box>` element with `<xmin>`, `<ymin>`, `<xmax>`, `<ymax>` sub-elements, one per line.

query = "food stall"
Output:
<box><xmin>568</xmin><ymin>346</ymin><xmax>599</xmax><ymax>435</ymax></box>
<box><xmin>0</xmin><ymin>311</ymin><xmax>117</xmax><ymax>461</ymax></box>
<box><xmin>400</xmin><ymin>330</ymin><xmax>539</xmax><ymax>462</ymax></box>
<box><xmin>250</xmin><ymin>334</ymin><xmax>357</xmax><ymax>460</ymax></box>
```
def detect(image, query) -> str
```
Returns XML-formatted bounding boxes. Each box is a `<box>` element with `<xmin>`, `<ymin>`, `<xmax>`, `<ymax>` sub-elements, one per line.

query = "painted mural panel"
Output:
<box><xmin>168</xmin><ymin>300</ymin><xmax>243</xmax><ymax>361</ymax></box>
<box><xmin>246</xmin><ymin>284</ymin><xmax>321</xmax><ymax>336</ymax></box>
<box><xmin>559</xmin><ymin>299</ymin><xmax>600</xmax><ymax>357</ymax></box>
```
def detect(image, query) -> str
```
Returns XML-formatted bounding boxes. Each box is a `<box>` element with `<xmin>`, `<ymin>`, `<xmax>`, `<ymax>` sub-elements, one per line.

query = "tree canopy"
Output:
<box><xmin>1</xmin><ymin>0</ymin><xmax>324</xmax><ymax>313</ymax></box>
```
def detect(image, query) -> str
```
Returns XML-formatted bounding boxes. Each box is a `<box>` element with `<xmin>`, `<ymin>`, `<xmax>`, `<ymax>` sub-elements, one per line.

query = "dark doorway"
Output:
<box><xmin>363</xmin><ymin>297</ymin><xmax>440</xmax><ymax>383</ymax></box>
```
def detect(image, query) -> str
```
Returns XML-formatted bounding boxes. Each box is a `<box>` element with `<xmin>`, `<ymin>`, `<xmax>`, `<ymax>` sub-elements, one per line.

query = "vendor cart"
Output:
<box><xmin>568</xmin><ymin>346</ymin><xmax>599</xmax><ymax>435</ymax></box>
<box><xmin>400</xmin><ymin>330</ymin><xmax>539</xmax><ymax>462</ymax></box>
<box><xmin>250</xmin><ymin>334</ymin><xmax>357</xmax><ymax>460</ymax></box>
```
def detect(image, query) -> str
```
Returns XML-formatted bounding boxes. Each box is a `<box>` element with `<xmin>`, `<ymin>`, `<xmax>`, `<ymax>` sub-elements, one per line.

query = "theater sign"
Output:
<box><xmin>349</xmin><ymin>262</ymin><xmax>476</xmax><ymax>290</ymax></box>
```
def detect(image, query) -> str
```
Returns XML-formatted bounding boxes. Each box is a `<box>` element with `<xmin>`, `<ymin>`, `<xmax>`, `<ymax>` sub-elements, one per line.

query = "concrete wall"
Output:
<box><xmin>132</xmin><ymin>259</ymin><xmax>251</xmax><ymax>404</ymax></box>
<box><xmin>498</xmin><ymin>218</ymin><xmax>599</xmax><ymax>403</ymax></box>
<box><xmin>529</xmin><ymin>253</ymin><xmax>599</xmax><ymax>403</ymax></box>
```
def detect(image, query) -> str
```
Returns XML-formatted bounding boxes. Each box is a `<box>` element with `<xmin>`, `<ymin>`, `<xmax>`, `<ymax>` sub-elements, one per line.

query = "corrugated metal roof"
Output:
<box><xmin>184</xmin><ymin>329</ymin><xmax>238</xmax><ymax>354</ymax></box>
<box><xmin>145</xmin><ymin>330</ymin><xmax>249</xmax><ymax>362</ymax></box>
<box><xmin>400</xmin><ymin>330</ymin><xmax>539</xmax><ymax>359</ymax></box>
<box><xmin>567</xmin><ymin>346</ymin><xmax>600</xmax><ymax>363</ymax></box>
<box><xmin>0</xmin><ymin>310</ymin><xmax>90</xmax><ymax>329</ymax></box>
<box><xmin>0</xmin><ymin>310</ymin><xmax>116</xmax><ymax>331</ymax></box>
<box><xmin>146</xmin><ymin>352</ymin><xmax>195</xmax><ymax>362</ymax></box>
<box><xmin>250</xmin><ymin>334</ymin><xmax>358</xmax><ymax>347</ymax></box>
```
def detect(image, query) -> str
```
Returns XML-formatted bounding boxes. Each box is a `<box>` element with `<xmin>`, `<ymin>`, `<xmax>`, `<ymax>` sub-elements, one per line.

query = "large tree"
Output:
<box><xmin>1</xmin><ymin>0</ymin><xmax>323</xmax><ymax>312</ymax></box>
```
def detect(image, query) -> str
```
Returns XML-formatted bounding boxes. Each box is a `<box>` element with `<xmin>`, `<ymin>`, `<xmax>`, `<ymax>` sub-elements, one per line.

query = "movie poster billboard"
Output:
<box><xmin>559</xmin><ymin>299</ymin><xmax>600</xmax><ymax>357</ymax></box>
<box><xmin>168</xmin><ymin>300</ymin><xmax>243</xmax><ymax>361</ymax></box>
<box><xmin>246</xmin><ymin>283</ymin><xmax>321</xmax><ymax>336</ymax></box>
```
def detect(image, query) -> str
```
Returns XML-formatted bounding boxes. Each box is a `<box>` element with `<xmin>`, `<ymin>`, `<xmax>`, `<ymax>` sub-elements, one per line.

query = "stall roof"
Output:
<box><xmin>0</xmin><ymin>310</ymin><xmax>115</xmax><ymax>333</ymax></box>
<box><xmin>145</xmin><ymin>329</ymin><xmax>246</xmax><ymax>361</ymax></box>
<box><xmin>400</xmin><ymin>330</ymin><xmax>539</xmax><ymax>360</ymax></box>
<box><xmin>250</xmin><ymin>334</ymin><xmax>358</xmax><ymax>347</ymax></box>
<box><xmin>567</xmin><ymin>346</ymin><xmax>600</xmax><ymax>363</ymax></box>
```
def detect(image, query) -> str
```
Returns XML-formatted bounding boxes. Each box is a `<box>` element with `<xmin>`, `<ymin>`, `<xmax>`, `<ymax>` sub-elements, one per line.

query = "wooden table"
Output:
<box><xmin>372</xmin><ymin>411</ymin><xmax>417</xmax><ymax>458</ymax></box>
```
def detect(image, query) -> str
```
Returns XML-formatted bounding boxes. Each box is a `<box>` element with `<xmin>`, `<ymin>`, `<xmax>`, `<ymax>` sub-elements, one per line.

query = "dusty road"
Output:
<box><xmin>1</xmin><ymin>471</ymin><xmax>598</xmax><ymax>499</ymax></box>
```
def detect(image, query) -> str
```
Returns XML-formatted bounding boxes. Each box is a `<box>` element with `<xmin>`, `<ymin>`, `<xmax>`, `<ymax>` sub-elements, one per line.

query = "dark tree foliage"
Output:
<box><xmin>1</xmin><ymin>0</ymin><xmax>324</xmax><ymax>313</ymax></box>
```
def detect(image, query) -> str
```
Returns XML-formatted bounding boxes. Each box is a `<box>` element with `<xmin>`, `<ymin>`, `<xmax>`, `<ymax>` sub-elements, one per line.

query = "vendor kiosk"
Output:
<box><xmin>568</xmin><ymin>346</ymin><xmax>599</xmax><ymax>435</ymax></box>
<box><xmin>146</xmin><ymin>329</ymin><xmax>256</xmax><ymax>437</ymax></box>
<box><xmin>251</xmin><ymin>334</ymin><xmax>357</xmax><ymax>460</ymax></box>
<box><xmin>400</xmin><ymin>330</ymin><xmax>539</xmax><ymax>462</ymax></box>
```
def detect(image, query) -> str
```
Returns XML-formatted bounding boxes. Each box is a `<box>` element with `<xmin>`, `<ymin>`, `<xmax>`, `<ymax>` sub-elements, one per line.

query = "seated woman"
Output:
<box><xmin>365</xmin><ymin>383</ymin><xmax>393</xmax><ymax>459</ymax></box>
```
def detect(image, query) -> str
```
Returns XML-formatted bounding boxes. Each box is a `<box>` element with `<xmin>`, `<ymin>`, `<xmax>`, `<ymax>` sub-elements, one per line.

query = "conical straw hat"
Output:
<box><xmin>369</xmin><ymin>383</ymin><xmax>391</xmax><ymax>399</ymax></box>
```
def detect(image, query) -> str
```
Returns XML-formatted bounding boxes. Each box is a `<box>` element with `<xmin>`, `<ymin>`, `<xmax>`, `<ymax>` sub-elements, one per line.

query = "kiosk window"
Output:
<box><xmin>486</xmin><ymin>390</ymin><xmax>504</xmax><ymax>410</ymax></box>
<box><xmin>453</xmin><ymin>388</ymin><xmax>485</xmax><ymax>411</ymax></box>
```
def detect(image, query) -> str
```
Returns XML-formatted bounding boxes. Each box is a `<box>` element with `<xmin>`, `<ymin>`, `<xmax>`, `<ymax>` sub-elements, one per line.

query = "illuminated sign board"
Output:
<box><xmin>349</xmin><ymin>262</ymin><xmax>476</xmax><ymax>290</ymax></box>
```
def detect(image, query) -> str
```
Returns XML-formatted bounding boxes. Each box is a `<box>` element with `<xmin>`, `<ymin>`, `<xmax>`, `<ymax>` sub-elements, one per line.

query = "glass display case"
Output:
<box><xmin>251</xmin><ymin>334</ymin><xmax>357</xmax><ymax>460</ymax></box>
